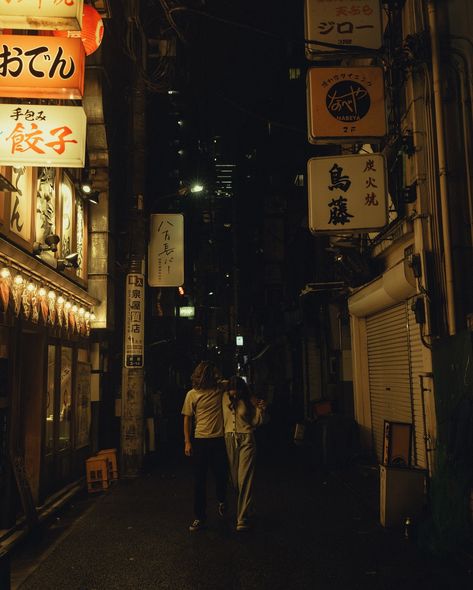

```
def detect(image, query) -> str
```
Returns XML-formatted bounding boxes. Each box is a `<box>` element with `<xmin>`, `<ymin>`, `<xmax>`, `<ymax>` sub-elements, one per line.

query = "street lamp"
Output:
<box><xmin>190</xmin><ymin>183</ymin><xmax>204</xmax><ymax>194</ymax></box>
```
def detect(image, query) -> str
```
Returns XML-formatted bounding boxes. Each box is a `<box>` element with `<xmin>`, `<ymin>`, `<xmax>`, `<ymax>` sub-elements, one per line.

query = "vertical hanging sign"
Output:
<box><xmin>307</xmin><ymin>153</ymin><xmax>388</xmax><ymax>233</ymax></box>
<box><xmin>148</xmin><ymin>213</ymin><xmax>184</xmax><ymax>287</ymax></box>
<box><xmin>124</xmin><ymin>274</ymin><xmax>144</xmax><ymax>368</ymax></box>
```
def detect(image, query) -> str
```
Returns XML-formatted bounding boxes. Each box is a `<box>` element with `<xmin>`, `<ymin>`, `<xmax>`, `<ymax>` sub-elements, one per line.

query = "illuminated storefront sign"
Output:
<box><xmin>124</xmin><ymin>273</ymin><xmax>144</xmax><ymax>368</ymax></box>
<box><xmin>307</xmin><ymin>153</ymin><xmax>388</xmax><ymax>233</ymax></box>
<box><xmin>0</xmin><ymin>0</ymin><xmax>84</xmax><ymax>31</ymax></box>
<box><xmin>0</xmin><ymin>103</ymin><xmax>87</xmax><ymax>167</ymax></box>
<box><xmin>304</xmin><ymin>0</ymin><xmax>383</xmax><ymax>60</ymax></box>
<box><xmin>307</xmin><ymin>66</ymin><xmax>386</xmax><ymax>143</ymax></box>
<box><xmin>0</xmin><ymin>35</ymin><xmax>85</xmax><ymax>99</ymax></box>
<box><xmin>148</xmin><ymin>213</ymin><xmax>184</xmax><ymax>287</ymax></box>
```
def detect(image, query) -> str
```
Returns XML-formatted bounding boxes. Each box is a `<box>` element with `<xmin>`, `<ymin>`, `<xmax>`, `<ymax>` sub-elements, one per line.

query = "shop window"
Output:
<box><xmin>61</xmin><ymin>175</ymin><xmax>73</xmax><ymax>258</ymax></box>
<box><xmin>10</xmin><ymin>166</ymin><xmax>33</xmax><ymax>243</ymax></box>
<box><xmin>75</xmin><ymin>349</ymin><xmax>91</xmax><ymax>448</ymax></box>
<box><xmin>59</xmin><ymin>346</ymin><xmax>72</xmax><ymax>451</ymax></box>
<box><xmin>36</xmin><ymin>167</ymin><xmax>57</xmax><ymax>246</ymax></box>
<box><xmin>76</xmin><ymin>197</ymin><xmax>86</xmax><ymax>278</ymax></box>
<box><xmin>45</xmin><ymin>345</ymin><xmax>55</xmax><ymax>455</ymax></box>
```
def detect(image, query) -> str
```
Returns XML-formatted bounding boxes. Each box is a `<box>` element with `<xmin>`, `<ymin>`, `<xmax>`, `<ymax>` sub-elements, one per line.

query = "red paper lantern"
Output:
<box><xmin>54</xmin><ymin>4</ymin><xmax>104</xmax><ymax>56</ymax></box>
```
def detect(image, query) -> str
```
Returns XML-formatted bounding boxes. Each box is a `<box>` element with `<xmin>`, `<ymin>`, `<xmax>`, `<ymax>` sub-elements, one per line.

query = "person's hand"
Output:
<box><xmin>185</xmin><ymin>441</ymin><xmax>193</xmax><ymax>456</ymax></box>
<box><xmin>256</xmin><ymin>399</ymin><xmax>267</xmax><ymax>410</ymax></box>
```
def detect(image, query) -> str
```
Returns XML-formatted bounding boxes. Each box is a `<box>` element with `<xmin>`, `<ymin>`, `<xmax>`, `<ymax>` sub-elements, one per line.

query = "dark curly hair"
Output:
<box><xmin>191</xmin><ymin>361</ymin><xmax>220</xmax><ymax>390</ymax></box>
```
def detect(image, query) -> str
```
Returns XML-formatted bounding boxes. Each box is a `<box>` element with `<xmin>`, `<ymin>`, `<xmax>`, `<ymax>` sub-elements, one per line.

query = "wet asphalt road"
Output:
<box><xmin>10</xmin><ymin>443</ymin><xmax>473</xmax><ymax>590</ymax></box>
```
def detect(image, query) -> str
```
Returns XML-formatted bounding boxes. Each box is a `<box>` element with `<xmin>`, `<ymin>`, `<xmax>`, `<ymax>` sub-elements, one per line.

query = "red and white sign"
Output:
<box><xmin>0</xmin><ymin>0</ymin><xmax>83</xmax><ymax>31</ymax></box>
<box><xmin>0</xmin><ymin>35</ymin><xmax>85</xmax><ymax>99</ymax></box>
<box><xmin>148</xmin><ymin>214</ymin><xmax>184</xmax><ymax>287</ymax></box>
<box><xmin>305</xmin><ymin>0</ymin><xmax>383</xmax><ymax>59</ymax></box>
<box><xmin>307</xmin><ymin>153</ymin><xmax>388</xmax><ymax>233</ymax></box>
<box><xmin>0</xmin><ymin>103</ymin><xmax>87</xmax><ymax>167</ymax></box>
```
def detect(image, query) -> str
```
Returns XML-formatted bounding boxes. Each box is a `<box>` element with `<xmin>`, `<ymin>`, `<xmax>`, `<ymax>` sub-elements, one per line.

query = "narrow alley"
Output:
<box><xmin>10</xmin><ymin>441</ymin><xmax>472</xmax><ymax>590</ymax></box>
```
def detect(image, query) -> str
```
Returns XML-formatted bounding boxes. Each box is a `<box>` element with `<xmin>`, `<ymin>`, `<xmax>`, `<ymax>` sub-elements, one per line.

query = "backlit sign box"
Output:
<box><xmin>0</xmin><ymin>103</ymin><xmax>87</xmax><ymax>168</ymax></box>
<box><xmin>0</xmin><ymin>35</ymin><xmax>85</xmax><ymax>100</ymax></box>
<box><xmin>307</xmin><ymin>66</ymin><xmax>386</xmax><ymax>144</ymax></box>
<box><xmin>307</xmin><ymin>153</ymin><xmax>388</xmax><ymax>234</ymax></box>
<box><xmin>0</xmin><ymin>0</ymin><xmax>84</xmax><ymax>31</ymax></box>
<box><xmin>148</xmin><ymin>214</ymin><xmax>184</xmax><ymax>287</ymax></box>
<box><xmin>304</xmin><ymin>0</ymin><xmax>383</xmax><ymax>60</ymax></box>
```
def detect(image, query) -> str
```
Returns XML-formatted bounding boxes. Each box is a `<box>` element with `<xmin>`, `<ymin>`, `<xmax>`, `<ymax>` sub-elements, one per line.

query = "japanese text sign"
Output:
<box><xmin>148</xmin><ymin>214</ymin><xmax>184</xmax><ymax>287</ymax></box>
<box><xmin>307</xmin><ymin>66</ymin><xmax>386</xmax><ymax>143</ymax></box>
<box><xmin>307</xmin><ymin>153</ymin><xmax>388</xmax><ymax>233</ymax></box>
<box><xmin>0</xmin><ymin>103</ymin><xmax>86</xmax><ymax>167</ymax></box>
<box><xmin>0</xmin><ymin>0</ymin><xmax>83</xmax><ymax>31</ymax></box>
<box><xmin>124</xmin><ymin>273</ymin><xmax>145</xmax><ymax>368</ymax></box>
<box><xmin>0</xmin><ymin>35</ymin><xmax>85</xmax><ymax>99</ymax></box>
<box><xmin>304</xmin><ymin>0</ymin><xmax>383</xmax><ymax>60</ymax></box>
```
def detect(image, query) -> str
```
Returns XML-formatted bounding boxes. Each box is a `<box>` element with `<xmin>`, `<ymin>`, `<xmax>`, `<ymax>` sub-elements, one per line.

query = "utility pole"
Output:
<box><xmin>121</xmin><ymin>0</ymin><xmax>147</xmax><ymax>477</ymax></box>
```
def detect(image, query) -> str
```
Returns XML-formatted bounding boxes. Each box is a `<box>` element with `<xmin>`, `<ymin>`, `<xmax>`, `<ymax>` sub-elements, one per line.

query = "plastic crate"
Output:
<box><xmin>86</xmin><ymin>456</ymin><xmax>110</xmax><ymax>493</ymax></box>
<box><xmin>97</xmin><ymin>448</ymin><xmax>118</xmax><ymax>480</ymax></box>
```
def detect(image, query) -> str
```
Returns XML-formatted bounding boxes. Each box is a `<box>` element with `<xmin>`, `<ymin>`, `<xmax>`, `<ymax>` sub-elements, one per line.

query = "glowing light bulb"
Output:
<box><xmin>72</xmin><ymin>305</ymin><xmax>78</xmax><ymax>313</ymax></box>
<box><xmin>0</xmin><ymin>267</ymin><xmax>10</xmax><ymax>279</ymax></box>
<box><xmin>79</xmin><ymin>307</ymin><xmax>85</xmax><ymax>316</ymax></box>
<box><xmin>14</xmin><ymin>274</ymin><xmax>23</xmax><ymax>285</ymax></box>
<box><xmin>65</xmin><ymin>301</ymin><xmax>72</xmax><ymax>310</ymax></box>
<box><xmin>26</xmin><ymin>282</ymin><xmax>35</xmax><ymax>293</ymax></box>
<box><xmin>48</xmin><ymin>290</ymin><xmax>56</xmax><ymax>300</ymax></box>
<box><xmin>38</xmin><ymin>287</ymin><xmax>47</xmax><ymax>297</ymax></box>
<box><xmin>57</xmin><ymin>296</ymin><xmax>65</xmax><ymax>305</ymax></box>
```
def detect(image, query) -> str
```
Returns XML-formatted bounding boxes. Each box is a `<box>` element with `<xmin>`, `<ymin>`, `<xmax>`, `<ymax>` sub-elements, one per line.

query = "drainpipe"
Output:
<box><xmin>427</xmin><ymin>0</ymin><xmax>456</xmax><ymax>335</ymax></box>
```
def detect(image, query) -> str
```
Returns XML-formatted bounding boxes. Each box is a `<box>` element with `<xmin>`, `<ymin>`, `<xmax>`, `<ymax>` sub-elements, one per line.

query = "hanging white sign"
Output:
<box><xmin>148</xmin><ymin>213</ymin><xmax>184</xmax><ymax>287</ymax></box>
<box><xmin>0</xmin><ymin>0</ymin><xmax>83</xmax><ymax>30</ymax></box>
<box><xmin>304</xmin><ymin>0</ymin><xmax>383</xmax><ymax>60</ymax></box>
<box><xmin>307</xmin><ymin>153</ymin><xmax>388</xmax><ymax>233</ymax></box>
<box><xmin>0</xmin><ymin>103</ymin><xmax>86</xmax><ymax>167</ymax></box>
<box><xmin>124</xmin><ymin>273</ymin><xmax>145</xmax><ymax>368</ymax></box>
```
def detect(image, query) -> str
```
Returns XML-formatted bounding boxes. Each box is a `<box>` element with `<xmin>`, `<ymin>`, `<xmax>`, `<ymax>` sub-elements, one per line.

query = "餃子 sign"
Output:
<box><xmin>0</xmin><ymin>0</ymin><xmax>83</xmax><ymax>31</ymax></box>
<box><xmin>307</xmin><ymin>66</ymin><xmax>386</xmax><ymax>143</ymax></box>
<box><xmin>0</xmin><ymin>103</ymin><xmax>86</xmax><ymax>168</ymax></box>
<box><xmin>307</xmin><ymin>153</ymin><xmax>388</xmax><ymax>233</ymax></box>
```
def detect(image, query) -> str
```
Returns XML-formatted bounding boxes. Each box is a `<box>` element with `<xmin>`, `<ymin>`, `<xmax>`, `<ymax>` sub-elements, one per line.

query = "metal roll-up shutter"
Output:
<box><xmin>407</xmin><ymin>303</ymin><xmax>427</xmax><ymax>468</ymax></box>
<box><xmin>366</xmin><ymin>304</ymin><xmax>412</xmax><ymax>461</ymax></box>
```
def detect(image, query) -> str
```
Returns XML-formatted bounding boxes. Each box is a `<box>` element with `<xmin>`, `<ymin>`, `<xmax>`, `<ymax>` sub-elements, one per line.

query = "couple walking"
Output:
<box><xmin>181</xmin><ymin>360</ymin><xmax>266</xmax><ymax>532</ymax></box>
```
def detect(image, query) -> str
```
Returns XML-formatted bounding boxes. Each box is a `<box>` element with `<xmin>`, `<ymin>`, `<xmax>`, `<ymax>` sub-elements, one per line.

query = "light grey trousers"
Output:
<box><xmin>225</xmin><ymin>432</ymin><xmax>256</xmax><ymax>526</ymax></box>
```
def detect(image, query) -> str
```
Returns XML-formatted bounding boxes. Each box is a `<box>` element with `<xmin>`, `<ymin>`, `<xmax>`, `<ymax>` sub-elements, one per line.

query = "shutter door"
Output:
<box><xmin>407</xmin><ymin>303</ymin><xmax>427</xmax><ymax>468</ymax></box>
<box><xmin>366</xmin><ymin>304</ymin><xmax>412</xmax><ymax>461</ymax></box>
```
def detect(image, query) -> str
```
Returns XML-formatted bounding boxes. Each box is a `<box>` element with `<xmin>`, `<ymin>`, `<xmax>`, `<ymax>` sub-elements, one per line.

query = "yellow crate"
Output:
<box><xmin>97</xmin><ymin>448</ymin><xmax>118</xmax><ymax>480</ymax></box>
<box><xmin>86</xmin><ymin>456</ymin><xmax>110</xmax><ymax>493</ymax></box>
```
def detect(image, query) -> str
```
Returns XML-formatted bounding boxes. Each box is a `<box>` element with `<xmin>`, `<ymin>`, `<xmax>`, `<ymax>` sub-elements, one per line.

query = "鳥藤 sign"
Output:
<box><xmin>0</xmin><ymin>103</ymin><xmax>87</xmax><ymax>167</ymax></box>
<box><xmin>0</xmin><ymin>35</ymin><xmax>85</xmax><ymax>99</ymax></box>
<box><xmin>307</xmin><ymin>66</ymin><xmax>386</xmax><ymax>143</ymax></box>
<box><xmin>148</xmin><ymin>213</ymin><xmax>184</xmax><ymax>287</ymax></box>
<box><xmin>307</xmin><ymin>153</ymin><xmax>388</xmax><ymax>233</ymax></box>
<box><xmin>0</xmin><ymin>0</ymin><xmax>83</xmax><ymax>31</ymax></box>
<box><xmin>304</xmin><ymin>0</ymin><xmax>383</xmax><ymax>60</ymax></box>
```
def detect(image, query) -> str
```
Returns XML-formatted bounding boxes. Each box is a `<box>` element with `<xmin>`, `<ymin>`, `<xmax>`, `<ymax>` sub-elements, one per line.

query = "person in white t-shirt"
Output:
<box><xmin>222</xmin><ymin>375</ymin><xmax>266</xmax><ymax>531</ymax></box>
<box><xmin>182</xmin><ymin>360</ymin><xmax>228</xmax><ymax>532</ymax></box>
